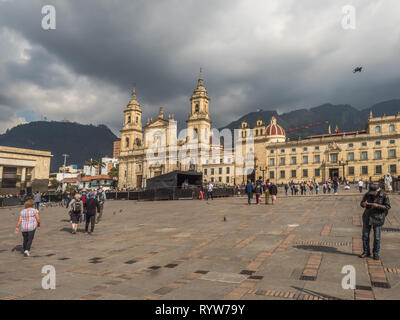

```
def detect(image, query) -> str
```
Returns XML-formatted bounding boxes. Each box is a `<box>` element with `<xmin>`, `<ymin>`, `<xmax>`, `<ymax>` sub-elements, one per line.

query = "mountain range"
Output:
<box><xmin>220</xmin><ymin>99</ymin><xmax>400</xmax><ymax>139</ymax></box>
<box><xmin>0</xmin><ymin>121</ymin><xmax>117</xmax><ymax>172</ymax></box>
<box><xmin>1</xmin><ymin>99</ymin><xmax>399</xmax><ymax>172</ymax></box>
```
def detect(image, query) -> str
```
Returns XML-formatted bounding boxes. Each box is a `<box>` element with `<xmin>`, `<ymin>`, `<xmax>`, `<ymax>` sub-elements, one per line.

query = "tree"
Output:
<box><xmin>84</xmin><ymin>158</ymin><xmax>97</xmax><ymax>176</ymax></box>
<box><xmin>96</xmin><ymin>158</ymin><xmax>106</xmax><ymax>175</ymax></box>
<box><xmin>49</xmin><ymin>179</ymin><xmax>60</xmax><ymax>190</ymax></box>
<box><xmin>109</xmin><ymin>164</ymin><xmax>119</xmax><ymax>178</ymax></box>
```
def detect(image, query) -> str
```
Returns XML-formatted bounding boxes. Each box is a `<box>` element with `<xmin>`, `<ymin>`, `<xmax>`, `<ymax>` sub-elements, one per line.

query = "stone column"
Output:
<box><xmin>21</xmin><ymin>167</ymin><xmax>26</xmax><ymax>190</ymax></box>
<box><xmin>0</xmin><ymin>166</ymin><xmax>3</xmax><ymax>188</ymax></box>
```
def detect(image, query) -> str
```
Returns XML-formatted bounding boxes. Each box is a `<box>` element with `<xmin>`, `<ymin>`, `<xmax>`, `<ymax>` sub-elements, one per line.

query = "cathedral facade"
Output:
<box><xmin>118</xmin><ymin>73</ymin><xmax>221</xmax><ymax>189</ymax></box>
<box><xmin>118</xmin><ymin>74</ymin><xmax>400</xmax><ymax>189</ymax></box>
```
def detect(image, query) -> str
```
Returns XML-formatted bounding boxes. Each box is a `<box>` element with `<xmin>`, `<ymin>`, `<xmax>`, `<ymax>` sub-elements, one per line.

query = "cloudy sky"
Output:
<box><xmin>0</xmin><ymin>0</ymin><xmax>399</xmax><ymax>136</ymax></box>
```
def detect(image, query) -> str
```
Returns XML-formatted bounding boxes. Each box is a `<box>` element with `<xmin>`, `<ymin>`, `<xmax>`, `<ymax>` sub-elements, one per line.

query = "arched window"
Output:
<box><xmin>125</xmin><ymin>137</ymin><xmax>130</xmax><ymax>148</ymax></box>
<box><xmin>127</xmin><ymin>115</ymin><xmax>131</xmax><ymax>123</ymax></box>
<box><xmin>195</xmin><ymin>104</ymin><xmax>199</xmax><ymax>112</ymax></box>
<box><xmin>255</xmin><ymin>129</ymin><xmax>258</xmax><ymax>136</ymax></box>
<box><xmin>135</xmin><ymin>138</ymin><xmax>141</xmax><ymax>146</ymax></box>
<box><xmin>389</xmin><ymin>124</ymin><xmax>395</xmax><ymax>132</ymax></box>
<box><xmin>375</xmin><ymin>126</ymin><xmax>381</xmax><ymax>133</ymax></box>
<box><xmin>136</xmin><ymin>116</ymin><xmax>138</xmax><ymax>124</ymax></box>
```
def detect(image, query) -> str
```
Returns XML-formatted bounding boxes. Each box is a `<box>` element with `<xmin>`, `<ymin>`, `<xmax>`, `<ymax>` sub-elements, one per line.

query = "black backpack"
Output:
<box><xmin>73</xmin><ymin>200</ymin><xmax>82</xmax><ymax>213</ymax></box>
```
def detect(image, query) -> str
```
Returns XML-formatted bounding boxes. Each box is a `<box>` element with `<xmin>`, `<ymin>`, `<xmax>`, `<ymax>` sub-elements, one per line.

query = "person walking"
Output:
<box><xmin>315</xmin><ymin>182</ymin><xmax>319</xmax><ymax>195</ymax></box>
<box><xmin>284</xmin><ymin>183</ymin><xmax>289</xmax><ymax>196</ymax></box>
<box><xmin>68</xmin><ymin>193</ymin><xmax>83</xmax><ymax>234</ymax></box>
<box><xmin>62</xmin><ymin>191</ymin><xmax>69</xmax><ymax>207</ymax></box>
<box><xmin>85</xmin><ymin>192</ymin><xmax>100</xmax><ymax>235</ymax></box>
<box><xmin>264</xmin><ymin>179</ymin><xmax>271</xmax><ymax>204</ymax></box>
<box><xmin>245</xmin><ymin>180</ymin><xmax>254</xmax><ymax>205</ymax></box>
<box><xmin>80</xmin><ymin>190</ymin><xmax>87</xmax><ymax>222</ymax></box>
<box><xmin>255</xmin><ymin>177</ymin><xmax>263</xmax><ymax>205</ymax></box>
<box><xmin>14</xmin><ymin>199</ymin><xmax>40</xmax><ymax>257</ymax></box>
<box><xmin>358</xmin><ymin>179</ymin><xmax>364</xmax><ymax>193</ymax></box>
<box><xmin>333</xmin><ymin>178</ymin><xmax>339</xmax><ymax>194</ymax></box>
<box><xmin>359</xmin><ymin>184</ymin><xmax>391</xmax><ymax>260</ymax></box>
<box><xmin>207</xmin><ymin>181</ymin><xmax>214</xmax><ymax>200</ymax></box>
<box><xmin>95</xmin><ymin>186</ymin><xmax>107</xmax><ymax>224</ymax></box>
<box><xmin>33</xmin><ymin>191</ymin><xmax>41</xmax><ymax>211</ymax></box>
<box><xmin>384</xmin><ymin>173</ymin><xmax>393</xmax><ymax>192</ymax></box>
<box><xmin>269</xmin><ymin>182</ymin><xmax>278</xmax><ymax>205</ymax></box>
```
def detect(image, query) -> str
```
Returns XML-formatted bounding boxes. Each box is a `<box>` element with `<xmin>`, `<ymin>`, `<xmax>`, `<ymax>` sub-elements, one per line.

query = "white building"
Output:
<box><xmin>83</xmin><ymin>157</ymin><xmax>119</xmax><ymax>176</ymax></box>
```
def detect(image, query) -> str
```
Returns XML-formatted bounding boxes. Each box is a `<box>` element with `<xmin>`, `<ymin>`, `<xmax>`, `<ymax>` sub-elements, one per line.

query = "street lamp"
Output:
<box><xmin>260</xmin><ymin>167</ymin><xmax>267</xmax><ymax>181</ymax></box>
<box><xmin>339</xmin><ymin>160</ymin><xmax>349</xmax><ymax>183</ymax></box>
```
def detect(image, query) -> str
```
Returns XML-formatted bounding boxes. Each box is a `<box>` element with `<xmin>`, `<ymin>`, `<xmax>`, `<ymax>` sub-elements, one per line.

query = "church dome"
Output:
<box><xmin>265</xmin><ymin>117</ymin><xmax>285</xmax><ymax>136</ymax></box>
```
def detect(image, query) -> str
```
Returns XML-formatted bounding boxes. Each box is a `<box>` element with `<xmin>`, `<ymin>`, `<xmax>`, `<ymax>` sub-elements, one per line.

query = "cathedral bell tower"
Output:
<box><xmin>120</xmin><ymin>88</ymin><xmax>143</xmax><ymax>151</ymax></box>
<box><xmin>186</xmin><ymin>70</ymin><xmax>211</xmax><ymax>145</ymax></box>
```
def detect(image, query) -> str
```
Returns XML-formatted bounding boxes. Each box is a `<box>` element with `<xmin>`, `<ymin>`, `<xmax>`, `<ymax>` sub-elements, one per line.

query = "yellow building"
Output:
<box><xmin>0</xmin><ymin>146</ymin><xmax>52</xmax><ymax>194</ymax></box>
<box><xmin>247</xmin><ymin>112</ymin><xmax>400</xmax><ymax>184</ymax></box>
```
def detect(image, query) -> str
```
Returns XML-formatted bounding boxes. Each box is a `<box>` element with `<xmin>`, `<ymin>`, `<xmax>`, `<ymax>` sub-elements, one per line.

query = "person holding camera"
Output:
<box><xmin>359</xmin><ymin>184</ymin><xmax>391</xmax><ymax>260</ymax></box>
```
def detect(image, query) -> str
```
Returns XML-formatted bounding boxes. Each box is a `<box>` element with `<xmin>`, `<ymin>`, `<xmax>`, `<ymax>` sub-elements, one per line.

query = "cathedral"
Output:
<box><xmin>118</xmin><ymin>72</ymin><xmax>221</xmax><ymax>189</ymax></box>
<box><xmin>118</xmin><ymin>73</ymin><xmax>400</xmax><ymax>189</ymax></box>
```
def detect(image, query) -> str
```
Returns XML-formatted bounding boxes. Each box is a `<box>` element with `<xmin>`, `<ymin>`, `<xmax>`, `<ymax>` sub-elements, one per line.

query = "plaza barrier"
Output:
<box><xmin>0</xmin><ymin>197</ymin><xmax>23</xmax><ymax>207</ymax></box>
<box><xmin>393</xmin><ymin>180</ymin><xmax>400</xmax><ymax>192</ymax></box>
<box><xmin>1</xmin><ymin>187</ymin><xmax>241</xmax><ymax>207</ymax></box>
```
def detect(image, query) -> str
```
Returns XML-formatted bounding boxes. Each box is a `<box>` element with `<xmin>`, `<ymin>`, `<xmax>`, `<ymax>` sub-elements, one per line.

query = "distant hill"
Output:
<box><xmin>220</xmin><ymin>99</ymin><xmax>400</xmax><ymax>140</ymax></box>
<box><xmin>0</xmin><ymin>121</ymin><xmax>117</xmax><ymax>172</ymax></box>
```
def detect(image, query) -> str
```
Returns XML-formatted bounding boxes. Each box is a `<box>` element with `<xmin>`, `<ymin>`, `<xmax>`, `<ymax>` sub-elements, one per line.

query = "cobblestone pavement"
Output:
<box><xmin>0</xmin><ymin>193</ymin><xmax>399</xmax><ymax>300</ymax></box>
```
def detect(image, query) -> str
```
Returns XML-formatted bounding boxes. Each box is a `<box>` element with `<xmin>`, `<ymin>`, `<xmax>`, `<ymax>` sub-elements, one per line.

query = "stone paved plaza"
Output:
<box><xmin>1</xmin><ymin>193</ymin><xmax>400</xmax><ymax>300</ymax></box>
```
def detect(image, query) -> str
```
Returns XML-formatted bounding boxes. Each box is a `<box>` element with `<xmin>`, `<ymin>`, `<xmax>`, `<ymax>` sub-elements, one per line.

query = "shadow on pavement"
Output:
<box><xmin>291</xmin><ymin>286</ymin><xmax>343</xmax><ymax>300</ymax></box>
<box><xmin>11</xmin><ymin>245</ymin><xmax>23</xmax><ymax>253</ymax></box>
<box><xmin>293</xmin><ymin>245</ymin><xmax>359</xmax><ymax>257</ymax></box>
<box><xmin>59</xmin><ymin>227</ymin><xmax>87</xmax><ymax>233</ymax></box>
<box><xmin>382</xmin><ymin>227</ymin><xmax>400</xmax><ymax>232</ymax></box>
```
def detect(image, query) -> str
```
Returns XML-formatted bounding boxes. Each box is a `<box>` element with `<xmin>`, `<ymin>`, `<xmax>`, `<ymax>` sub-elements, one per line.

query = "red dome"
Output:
<box><xmin>265</xmin><ymin>117</ymin><xmax>285</xmax><ymax>136</ymax></box>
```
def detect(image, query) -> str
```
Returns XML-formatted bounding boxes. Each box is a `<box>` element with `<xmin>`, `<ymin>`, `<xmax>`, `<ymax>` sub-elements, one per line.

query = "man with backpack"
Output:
<box><xmin>95</xmin><ymin>186</ymin><xmax>107</xmax><ymax>224</ymax></box>
<box><xmin>68</xmin><ymin>193</ymin><xmax>83</xmax><ymax>234</ymax></box>
<box><xmin>359</xmin><ymin>184</ymin><xmax>391</xmax><ymax>260</ymax></box>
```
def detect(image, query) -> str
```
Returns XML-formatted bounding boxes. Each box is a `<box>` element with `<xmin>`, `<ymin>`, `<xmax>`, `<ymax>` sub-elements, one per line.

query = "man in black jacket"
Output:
<box><xmin>85</xmin><ymin>192</ymin><xmax>101</xmax><ymax>235</ymax></box>
<box><xmin>359</xmin><ymin>184</ymin><xmax>391</xmax><ymax>260</ymax></box>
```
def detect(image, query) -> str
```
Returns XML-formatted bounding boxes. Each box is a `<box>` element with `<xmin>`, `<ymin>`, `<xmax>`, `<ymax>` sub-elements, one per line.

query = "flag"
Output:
<box><xmin>335</xmin><ymin>125</ymin><xmax>339</xmax><ymax>133</ymax></box>
<box><xmin>328</xmin><ymin>125</ymin><xmax>331</xmax><ymax>134</ymax></box>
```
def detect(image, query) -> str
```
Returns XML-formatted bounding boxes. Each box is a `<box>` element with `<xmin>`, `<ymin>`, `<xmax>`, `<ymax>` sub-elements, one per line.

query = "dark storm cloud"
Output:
<box><xmin>0</xmin><ymin>0</ymin><xmax>399</xmax><ymax>134</ymax></box>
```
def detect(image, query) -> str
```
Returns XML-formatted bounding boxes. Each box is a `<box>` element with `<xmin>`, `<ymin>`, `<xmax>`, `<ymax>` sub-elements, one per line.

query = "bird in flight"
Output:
<box><xmin>353</xmin><ymin>67</ymin><xmax>363</xmax><ymax>73</ymax></box>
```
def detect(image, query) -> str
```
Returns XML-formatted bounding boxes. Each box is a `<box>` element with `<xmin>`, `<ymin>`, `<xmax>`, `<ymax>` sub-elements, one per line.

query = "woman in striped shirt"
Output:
<box><xmin>15</xmin><ymin>199</ymin><xmax>40</xmax><ymax>257</ymax></box>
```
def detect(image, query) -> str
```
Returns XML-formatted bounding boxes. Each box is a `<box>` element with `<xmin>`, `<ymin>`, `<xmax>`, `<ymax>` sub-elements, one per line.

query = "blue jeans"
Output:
<box><xmin>247</xmin><ymin>193</ymin><xmax>252</xmax><ymax>204</ymax></box>
<box><xmin>362</xmin><ymin>223</ymin><xmax>382</xmax><ymax>255</ymax></box>
<box><xmin>34</xmin><ymin>202</ymin><xmax>40</xmax><ymax>210</ymax></box>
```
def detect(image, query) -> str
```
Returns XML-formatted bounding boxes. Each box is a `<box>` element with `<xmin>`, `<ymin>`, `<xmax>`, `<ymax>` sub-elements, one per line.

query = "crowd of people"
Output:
<box><xmin>8</xmin><ymin>172</ymin><xmax>396</xmax><ymax>261</ymax></box>
<box><xmin>13</xmin><ymin>186</ymin><xmax>107</xmax><ymax>257</ymax></box>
